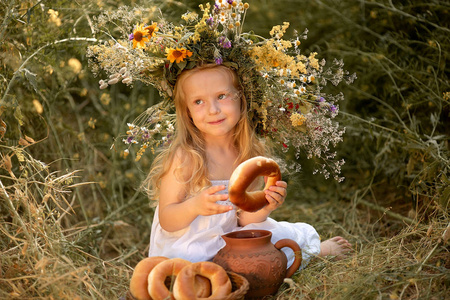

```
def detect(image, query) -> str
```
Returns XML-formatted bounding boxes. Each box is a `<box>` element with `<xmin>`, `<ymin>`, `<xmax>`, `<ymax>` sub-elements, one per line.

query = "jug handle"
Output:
<box><xmin>274</xmin><ymin>239</ymin><xmax>302</xmax><ymax>278</ymax></box>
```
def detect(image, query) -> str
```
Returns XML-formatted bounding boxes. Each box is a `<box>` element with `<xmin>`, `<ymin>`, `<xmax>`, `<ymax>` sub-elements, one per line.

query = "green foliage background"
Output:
<box><xmin>1</xmin><ymin>0</ymin><xmax>448</xmax><ymax>299</ymax></box>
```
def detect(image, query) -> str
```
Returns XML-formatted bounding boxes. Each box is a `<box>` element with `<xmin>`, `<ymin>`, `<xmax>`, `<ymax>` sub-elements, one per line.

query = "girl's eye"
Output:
<box><xmin>218</xmin><ymin>94</ymin><xmax>227</xmax><ymax>100</ymax></box>
<box><xmin>194</xmin><ymin>99</ymin><xmax>203</xmax><ymax>105</ymax></box>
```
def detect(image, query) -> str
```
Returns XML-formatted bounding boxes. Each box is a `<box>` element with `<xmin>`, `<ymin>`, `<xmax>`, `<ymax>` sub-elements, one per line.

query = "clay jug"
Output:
<box><xmin>213</xmin><ymin>229</ymin><xmax>302</xmax><ymax>299</ymax></box>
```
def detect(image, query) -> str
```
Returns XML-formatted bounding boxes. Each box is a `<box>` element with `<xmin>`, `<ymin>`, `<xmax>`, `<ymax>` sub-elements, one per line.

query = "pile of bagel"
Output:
<box><xmin>129</xmin><ymin>256</ymin><xmax>233</xmax><ymax>300</ymax></box>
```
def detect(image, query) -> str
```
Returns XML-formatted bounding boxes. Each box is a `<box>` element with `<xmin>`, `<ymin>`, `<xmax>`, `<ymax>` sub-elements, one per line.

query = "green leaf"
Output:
<box><xmin>176</xmin><ymin>60</ymin><xmax>187</xmax><ymax>71</ymax></box>
<box><xmin>186</xmin><ymin>61</ymin><xmax>196</xmax><ymax>70</ymax></box>
<box><xmin>24</xmin><ymin>69</ymin><xmax>39</xmax><ymax>94</ymax></box>
<box><xmin>14</xmin><ymin>106</ymin><xmax>24</xmax><ymax>126</ymax></box>
<box><xmin>178</xmin><ymin>32</ymin><xmax>194</xmax><ymax>45</ymax></box>
<box><xmin>223</xmin><ymin>61</ymin><xmax>238</xmax><ymax>69</ymax></box>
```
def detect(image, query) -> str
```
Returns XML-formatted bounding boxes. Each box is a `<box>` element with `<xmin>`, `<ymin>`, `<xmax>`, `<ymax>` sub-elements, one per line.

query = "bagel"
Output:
<box><xmin>173</xmin><ymin>261</ymin><xmax>232</xmax><ymax>300</ymax></box>
<box><xmin>129</xmin><ymin>256</ymin><xmax>168</xmax><ymax>300</ymax></box>
<box><xmin>147</xmin><ymin>258</ymin><xmax>211</xmax><ymax>300</ymax></box>
<box><xmin>147</xmin><ymin>258</ymin><xmax>191</xmax><ymax>300</ymax></box>
<box><xmin>193</xmin><ymin>275</ymin><xmax>212</xmax><ymax>298</ymax></box>
<box><xmin>229</xmin><ymin>156</ymin><xmax>281</xmax><ymax>212</ymax></box>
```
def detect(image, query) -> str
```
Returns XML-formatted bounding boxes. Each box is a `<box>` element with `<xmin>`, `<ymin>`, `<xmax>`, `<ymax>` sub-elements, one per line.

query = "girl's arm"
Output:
<box><xmin>238</xmin><ymin>181</ymin><xmax>287</xmax><ymax>226</ymax></box>
<box><xmin>158</xmin><ymin>153</ymin><xmax>233</xmax><ymax>232</ymax></box>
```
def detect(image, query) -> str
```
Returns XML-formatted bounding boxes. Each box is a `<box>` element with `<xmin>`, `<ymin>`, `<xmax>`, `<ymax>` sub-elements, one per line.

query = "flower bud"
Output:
<box><xmin>99</xmin><ymin>80</ymin><xmax>108</xmax><ymax>89</ymax></box>
<box><xmin>108</xmin><ymin>77</ymin><xmax>119</xmax><ymax>85</ymax></box>
<box><xmin>122</xmin><ymin>77</ymin><xmax>133</xmax><ymax>84</ymax></box>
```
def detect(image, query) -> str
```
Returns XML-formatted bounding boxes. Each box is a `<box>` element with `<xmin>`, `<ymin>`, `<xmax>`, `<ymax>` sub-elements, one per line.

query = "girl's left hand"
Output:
<box><xmin>264</xmin><ymin>181</ymin><xmax>287</xmax><ymax>211</ymax></box>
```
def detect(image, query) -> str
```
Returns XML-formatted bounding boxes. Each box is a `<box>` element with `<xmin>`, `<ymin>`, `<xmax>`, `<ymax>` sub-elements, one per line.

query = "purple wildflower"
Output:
<box><xmin>330</xmin><ymin>105</ymin><xmax>337</xmax><ymax>113</ymax></box>
<box><xmin>218</xmin><ymin>36</ymin><xmax>232</xmax><ymax>49</ymax></box>
<box><xmin>126</xmin><ymin>136</ymin><xmax>135</xmax><ymax>144</ymax></box>
<box><xmin>142</xmin><ymin>129</ymin><xmax>150</xmax><ymax>140</ymax></box>
<box><xmin>128</xmin><ymin>33</ymin><xmax>134</xmax><ymax>41</ymax></box>
<box><xmin>206</xmin><ymin>17</ymin><xmax>214</xmax><ymax>27</ymax></box>
<box><xmin>317</xmin><ymin>96</ymin><xmax>325</xmax><ymax>103</ymax></box>
<box><xmin>227</xmin><ymin>0</ymin><xmax>234</xmax><ymax>4</ymax></box>
<box><xmin>215</xmin><ymin>57</ymin><xmax>223</xmax><ymax>65</ymax></box>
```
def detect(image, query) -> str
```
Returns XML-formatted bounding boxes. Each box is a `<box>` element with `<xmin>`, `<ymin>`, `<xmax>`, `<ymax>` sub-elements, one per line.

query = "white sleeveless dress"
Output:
<box><xmin>149</xmin><ymin>180</ymin><xmax>321</xmax><ymax>269</ymax></box>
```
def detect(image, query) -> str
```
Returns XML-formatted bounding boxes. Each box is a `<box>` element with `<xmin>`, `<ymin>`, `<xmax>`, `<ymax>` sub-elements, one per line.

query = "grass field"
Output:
<box><xmin>1</xmin><ymin>0</ymin><xmax>448</xmax><ymax>299</ymax></box>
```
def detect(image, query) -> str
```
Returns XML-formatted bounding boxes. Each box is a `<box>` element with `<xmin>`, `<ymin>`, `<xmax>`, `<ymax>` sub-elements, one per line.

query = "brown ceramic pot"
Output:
<box><xmin>213</xmin><ymin>229</ymin><xmax>302</xmax><ymax>299</ymax></box>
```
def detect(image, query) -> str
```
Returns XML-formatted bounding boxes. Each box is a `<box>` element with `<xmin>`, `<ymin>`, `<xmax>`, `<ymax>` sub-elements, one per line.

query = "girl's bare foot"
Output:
<box><xmin>319</xmin><ymin>236</ymin><xmax>352</xmax><ymax>260</ymax></box>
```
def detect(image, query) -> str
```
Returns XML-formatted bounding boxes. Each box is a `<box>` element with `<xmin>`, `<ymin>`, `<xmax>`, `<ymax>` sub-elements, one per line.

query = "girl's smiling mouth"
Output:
<box><xmin>208</xmin><ymin>119</ymin><xmax>225</xmax><ymax>125</ymax></box>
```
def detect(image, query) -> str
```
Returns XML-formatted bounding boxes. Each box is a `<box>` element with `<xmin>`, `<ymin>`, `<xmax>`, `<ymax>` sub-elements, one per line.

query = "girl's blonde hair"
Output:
<box><xmin>143</xmin><ymin>64</ymin><xmax>269</xmax><ymax>201</ymax></box>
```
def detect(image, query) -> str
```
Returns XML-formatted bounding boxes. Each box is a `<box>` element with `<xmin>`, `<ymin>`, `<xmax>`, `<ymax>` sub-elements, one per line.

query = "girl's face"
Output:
<box><xmin>181</xmin><ymin>68</ymin><xmax>241</xmax><ymax>140</ymax></box>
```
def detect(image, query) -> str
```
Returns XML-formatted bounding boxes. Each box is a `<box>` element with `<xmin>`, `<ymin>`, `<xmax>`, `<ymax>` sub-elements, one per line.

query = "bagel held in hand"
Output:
<box><xmin>129</xmin><ymin>256</ymin><xmax>168</xmax><ymax>300</ymax></box>
<box><xmin>229</xmin><ymin>156</ymin><xmax>281</xmax><ymax>212</ymax></box>
<box><xmin>173</xmin><ymin>261</ymin><xmax>232</xmax><ymax>300</ymax></box>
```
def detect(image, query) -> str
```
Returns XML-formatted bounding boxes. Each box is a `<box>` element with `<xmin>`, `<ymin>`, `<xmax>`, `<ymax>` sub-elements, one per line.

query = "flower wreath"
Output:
<box><xmin>87</xmin><ymin>0</ymin><xmax>356</xmax><ymax>181</ymax></box>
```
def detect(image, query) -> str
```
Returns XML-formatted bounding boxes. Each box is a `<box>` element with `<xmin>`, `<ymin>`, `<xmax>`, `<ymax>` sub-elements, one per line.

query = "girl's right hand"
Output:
<box><xmin>191</xmin><ymin>185</ymin><xmax>233</xmax><ymax>216</ymax></box>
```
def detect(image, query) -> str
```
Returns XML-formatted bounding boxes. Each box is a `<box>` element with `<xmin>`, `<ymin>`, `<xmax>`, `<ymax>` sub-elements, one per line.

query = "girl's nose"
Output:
<box><xmin>208</xmin><ymin>100</ymin><xmax>220</xmax><ymax>115</ymax></box>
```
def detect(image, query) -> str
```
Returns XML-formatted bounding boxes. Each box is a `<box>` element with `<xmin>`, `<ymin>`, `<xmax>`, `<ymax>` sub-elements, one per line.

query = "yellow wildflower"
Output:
<box><xmin>47</xmin><ymin>9</ymin><xmax>61</xmax><ymax>27</ymax></box>
<box><xmin>144</xmin><ymin>23</ymin><xmax>158</xmax><ymax>38</ymax></box>
<box><xmin>296</xmin><ymin>61</ymin><xmax>307</xmax><ymax>74</ymax></box>
<box><xmin>68</xmin><ymin>58</ymin><xmax>82</xmax><ymax>74</ymax></box>
<box><xmin>309</xmin><ymin>52</ymin><xmax>319</xmax><ymax>70</ymax></box>
<box><xmin>88</xmin><ymin>117</ymin><xmax>97</xmax><ymax>129</ymax></box>
<box><xmin>181</xmin><ymin>12</ymin><xmax>198</xmax><ymax>23</ymax></box>
<box><xmin>100</xmin><ymin>93</ymin><xmax>111</xmax><ymax>105</ymax></box>
<box><xmin>290</xmin><ymin>113</ymin><xmax>306</xmax><ymax>127</ymax></box>
<box><xmin>166</xmin><ymin>48</ymin><xmax>193</xmax><ymax>63</ymax></box>
<box><xmin>270</xmin><ymin>22</ymin><xmax>290</xmax><ymax>39</ymax></box>
<box><xmin>443</xmin><ymin>92</ymin><xmax>450</xmax><ymax>101</ymax></box>
<box><xmin>131</xmin><ymin>23</ymin><xmax>150</xmax><ymax>49</ymax></box>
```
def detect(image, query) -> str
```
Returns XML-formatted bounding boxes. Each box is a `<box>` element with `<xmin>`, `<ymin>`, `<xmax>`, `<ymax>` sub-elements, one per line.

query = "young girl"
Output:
<box><xmin>145</xmin><ymin>64</ymin><xmax>351</xmax><ymax>268</ymax></box>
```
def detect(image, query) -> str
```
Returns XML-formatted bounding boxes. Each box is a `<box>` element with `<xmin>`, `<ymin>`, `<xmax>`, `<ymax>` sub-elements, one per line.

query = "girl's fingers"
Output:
<box><xmin>265</xmin><ymin>193</ymin><xmax>276</xmax><ymax>203</ymax></box>
<box><xmin>265</xmin><ymin>190</ymin><xmax>282</xmax><ymax>205</ymax></box>
<box><xmin>210</xmin><ymin>190</ymin><xmax>232</xmax><ymax>213</ymax></box>
<box><xmin>207</xmin><ymin>184</ymin><xmax>227</xmax><ymax>194</ymax></box>
<box><xmin>208</xmin><ymin>202</ymin><xmax>233</xmax><ymax>214</ymax></box>
<box><xmin>214</xmin><ymin>193</ymin><xmax>229</xmax><ymax>202</ymax></box>
<box><xmin>276</xmin><ymin>181</ymin><xmax>287</xmax><ymax>188</ymax></box>
<box><xmin>219</xmin><ymin>204</ymin><xmax>234</xmax><ymax>213</ymax></box>
<box><xmin>267</xmin><ymin>186</ymin><xmax>286</xmax><ymax>198</ymax></box>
